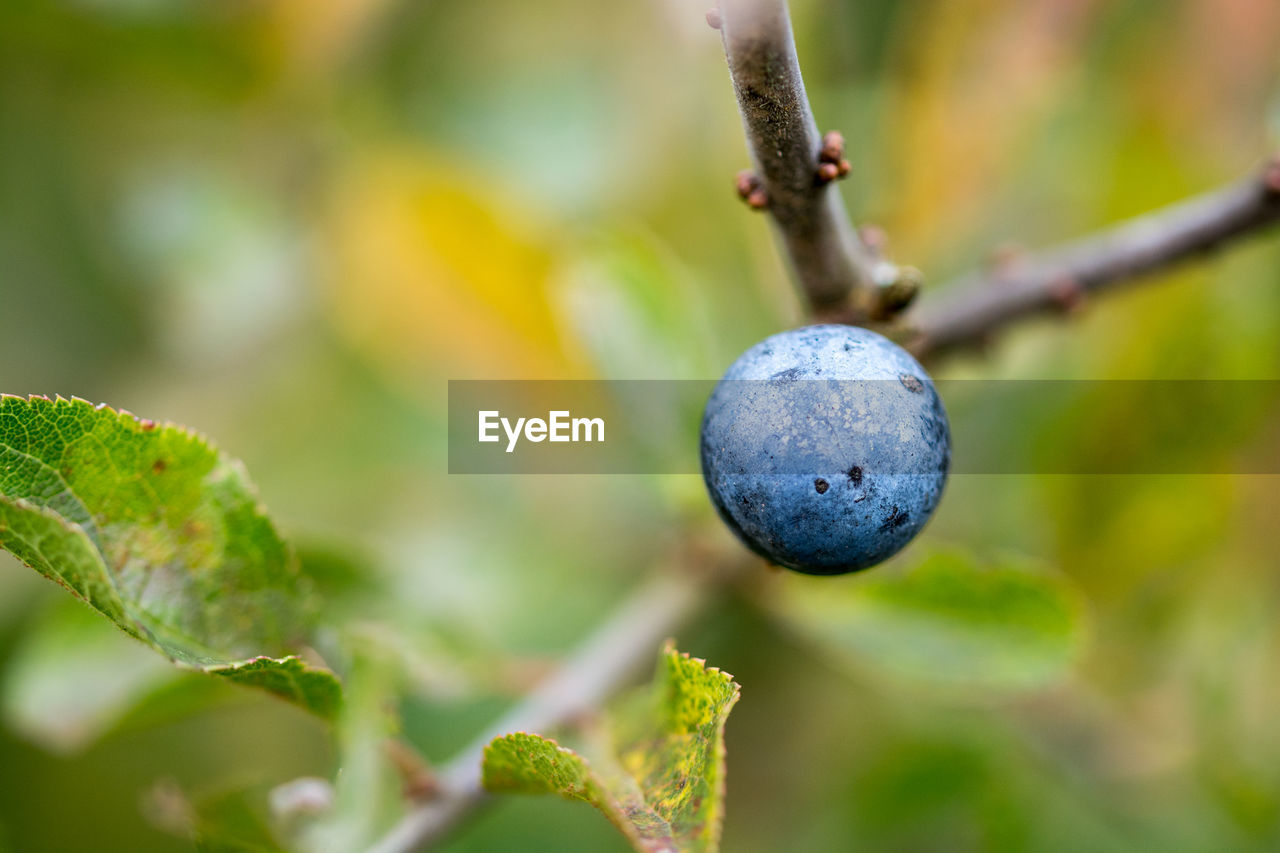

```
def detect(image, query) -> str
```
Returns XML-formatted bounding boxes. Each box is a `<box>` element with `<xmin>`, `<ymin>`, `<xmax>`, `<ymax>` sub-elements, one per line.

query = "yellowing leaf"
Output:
<box><xmin>324</xmin><ymin>151</ymin><xmax>586</xmax><ymax>380</ymax></box>
<box><xmin>258</xmin><ymin>0</ymin><xmax>397</xmax><ymax>78</ymax></box>
<box><xmin>882</xmin><ymin>0</ymin><xmax>1102</xmax><ymax>252</ymax></box>
<box><xmin>483</xmin><ymin>642</ymin><xmax>740</xmax><ymax>853</ymax></box>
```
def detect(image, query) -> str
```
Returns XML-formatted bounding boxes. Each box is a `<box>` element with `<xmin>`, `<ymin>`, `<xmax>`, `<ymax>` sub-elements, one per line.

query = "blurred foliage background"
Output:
<box><xmin>3</xmin><ymin>0</ymin><xmax>1280</xmax><ymax>850</ymax></box>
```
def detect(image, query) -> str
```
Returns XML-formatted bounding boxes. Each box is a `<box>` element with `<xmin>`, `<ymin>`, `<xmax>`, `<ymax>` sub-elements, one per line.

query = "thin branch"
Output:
<box><xmin>367</xmin><ymin>13</ymin><xmax>1280</xmax><ymax>853</ymax></box>
<box><xmin>717</xmin><ymin>0</ymin><xmax>901</xmax><ymax>319</ymax></box>
<box><xmin>909</xmin><ymin>157</ymin><xmax>1280</xmax><ymax>359</ymax></box>
<box><xmin>364</xmin><ymin>558</ymin><xmax>736</xmax><ymax>853</ymax></box>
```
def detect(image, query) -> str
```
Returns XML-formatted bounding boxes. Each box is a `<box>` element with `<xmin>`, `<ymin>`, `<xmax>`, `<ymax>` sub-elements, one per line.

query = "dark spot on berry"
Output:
<box><xmin>151</xmin><ymin>459</ymin><xmax>166</xmax><ymax>473</ymax></box>
<box><xmin>899</xmin><ymin>374</ymin><xmax>924</xmax><ymax>393</ymax></box>
<box><xmin>878</xmin><ymin>506</ymin><xmax>910</xmax><ymax>532</ymax></box>
<box><xmin>770</xmin><ymin>367</ymin><xmax>803</xmax><ymax>382</ymax></box>
<box><xmin>814</xmin><ymin>478</ymin><xmax>829</xmax><ymax>494</ymax></box>
<box><xmin>847</xmin><ymin>465</ymin><xmax>863</xmax><ymax>486</ymax></box>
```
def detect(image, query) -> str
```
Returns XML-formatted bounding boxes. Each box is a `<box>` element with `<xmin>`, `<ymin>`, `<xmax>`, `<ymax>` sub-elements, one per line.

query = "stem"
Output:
<box><xmin>718</xmin><ymin>0</ymin><xmax>885</xmax><ymax>318</ymax></box>
<box><xmin>364</xmin><ymin>565</ymin><xmax>727</xmax><ymax>853</ymax></box>
<box><xmin>366</xmin><ymin>6</ymin><xmax>1280</xmax><ymax>850</ymax></box>
<box><xmin>909</xmin><ymin>157</ymin><xmax>1280</xmax><ymax>359</ymax></box>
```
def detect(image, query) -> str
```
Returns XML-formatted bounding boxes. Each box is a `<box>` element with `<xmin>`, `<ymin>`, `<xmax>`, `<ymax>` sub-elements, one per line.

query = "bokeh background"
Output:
<box><xmin>3</xmin><ymin>0</ymin><xmax>1280</xmax><ymax>850</ymax></box>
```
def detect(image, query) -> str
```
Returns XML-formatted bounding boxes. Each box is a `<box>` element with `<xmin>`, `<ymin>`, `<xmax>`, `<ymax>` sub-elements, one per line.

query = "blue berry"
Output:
<box><xmin>700</xmin><ymin>324</ymin><xmax>950</xmax><ymax>575</ymax></box>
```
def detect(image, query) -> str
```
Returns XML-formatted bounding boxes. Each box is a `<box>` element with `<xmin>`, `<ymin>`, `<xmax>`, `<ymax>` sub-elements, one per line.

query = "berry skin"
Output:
<box><xmin>700</xmin><ymin>324</ymin><xmax>950</xmax><ymax>575</ymax></box>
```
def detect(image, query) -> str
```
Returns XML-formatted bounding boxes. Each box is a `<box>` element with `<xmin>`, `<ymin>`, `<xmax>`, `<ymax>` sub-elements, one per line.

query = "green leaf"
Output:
<box><xmin>483</xmin><ymin>642</ymin><xmax>740</xmax><ymax>853</ymax></box>
<box><xmin>484</xmin><ymin>733</ymin><xmax>601</xmax><ymax>800</ymax></box>
<box><xmin>0</xmin><ymin>394</ymin><xmax>340</xmax><ymax>717</ymax></box>
<box><xmin>208</xmin><ymin>656</ymin><xmax>343</xmax><ymax>720</ymax></box>
<box><xmin>145</xmin><ymin>780</ymin><xmax>290</xmax><ymax>853</ymax></box>
<box><xmin>769</xmin><ymin>550</ymin><xmax>1088</xmax><ymax>692</ymax></box>
<box><xmin>294</xmin><ymin>651</ymin><xmax>401</xmax><ymax>853</ymax></box>
<box><xmin>560</xmin><ymin>228</ymin><xmax>717</xmax><ymax>380</ymax></box>
<box><xmin>1</xmin><ymin>597</ymin><xmax>179</xmax><ymax>753</ymax></box>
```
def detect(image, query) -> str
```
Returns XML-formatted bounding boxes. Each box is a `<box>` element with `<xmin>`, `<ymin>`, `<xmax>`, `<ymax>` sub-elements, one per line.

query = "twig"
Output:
<box><xmin>367</xmin><ymin>11</ymin><xmax>1280</xmax><ymax>853</ymax></box>
<box><xmin>364</xmin><ymin>560</ymin><xmax>733</xmax><ymax>853</ymax></box>
<box><xmin>909</xmin><ymin>157</ymin><xmax>1280</xmax><ymax>359</ymax></box>
<box><xmin>717</xmin><ymin>0</ymin><xmax>906</xmax><ymax>319</ymax></box>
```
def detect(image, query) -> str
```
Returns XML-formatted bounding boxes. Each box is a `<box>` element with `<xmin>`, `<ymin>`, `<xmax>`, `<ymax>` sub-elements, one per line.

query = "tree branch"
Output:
<box><xmin>364</xmin><ymin>556</ymin><xmax>737</xmax><ymax>853</ymax></box>
<box><xmin>365</xmin><ymin>4</ymin><xmax>1280</xmax><ymax>850</ymax></box>
<box><xmin>717</xmin><ymin>0</ymin><xmax>907</xmax><ymax>319</ymax></box>
<box><xmin>909</xmin><ymin>157</ymin><xmax>1280</xmax><ymax>359</ymax></box>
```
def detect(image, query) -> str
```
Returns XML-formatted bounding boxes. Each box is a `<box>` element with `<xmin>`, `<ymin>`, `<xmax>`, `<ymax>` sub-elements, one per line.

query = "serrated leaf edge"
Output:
<box><xmin>483</xmin><ymin>644</ymin><xmax>741</xmax><ymax>853</ymax></box>
<box><xmin>1</xmin><ymin>394</ymin><xmax>284</xmax><ymax>535</ymax></box>
<box><xmin>483</xmin><ymin>732</ymin><xmax>654</xmax><ymax>848</ymax></box>
<box><xmin>0</xmin><ymin>394</ymin><xmax>338</xmax><ymax>718</ymax></box>
<box><xmin>656</xmin><ymin>639</ymin><xmax>740</xmax><ymax>851</ymax></box>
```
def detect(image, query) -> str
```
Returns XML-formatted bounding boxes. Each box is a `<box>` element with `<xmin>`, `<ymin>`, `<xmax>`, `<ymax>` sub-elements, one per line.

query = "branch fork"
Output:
<box><xmin>363</xmin><ymin>7</ymin><xmax>1280</xmax><ymax>852</ymax></box>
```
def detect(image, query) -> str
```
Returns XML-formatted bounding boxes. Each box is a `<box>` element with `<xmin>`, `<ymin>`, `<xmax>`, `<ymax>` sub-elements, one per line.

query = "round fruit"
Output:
<box><xmin>700</xmin><ymin>324</ymin><xmax>950</xmax><ymax>575</ymax></box>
